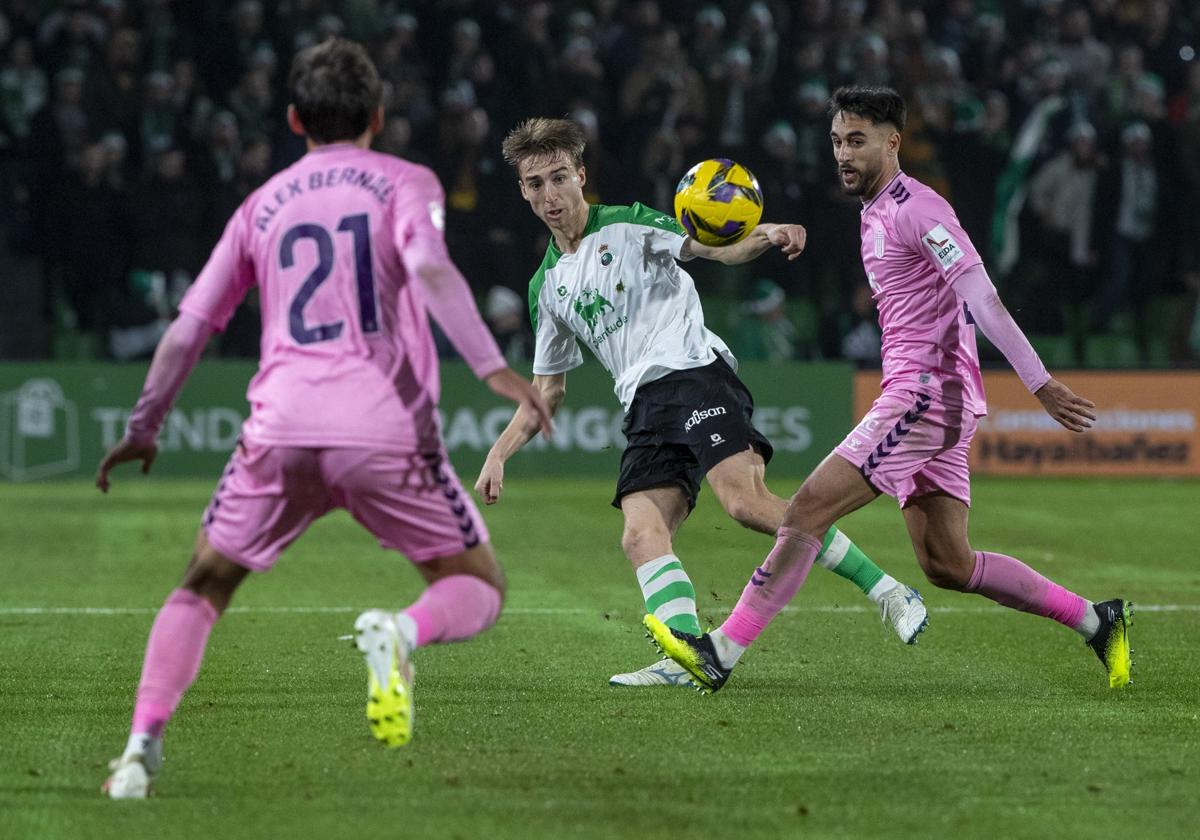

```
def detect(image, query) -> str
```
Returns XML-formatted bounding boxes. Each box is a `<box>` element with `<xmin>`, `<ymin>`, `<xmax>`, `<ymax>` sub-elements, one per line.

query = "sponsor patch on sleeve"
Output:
<box><xmin>922</xmin><ymin>223</ymin><xmax>964</xmax><ymax>270</ymax></box>
<box><xmin>427</xmin><ymin>201</ymin><xmax>445</xmax><ymax>231</ymax></box>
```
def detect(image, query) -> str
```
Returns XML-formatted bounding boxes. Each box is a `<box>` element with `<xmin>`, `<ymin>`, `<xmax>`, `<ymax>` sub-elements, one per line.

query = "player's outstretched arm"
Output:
<box><xmin>95</xmin><ymin>312</ymin><xmax>215</xmax><ymax>492</ymax></box>
<box><xmin>682</xmin><ymin>223</ymin><xmax>807</xmax><ymax>264</ymax></box>
<box><xmin>952</xmin><ymin>264</ymin><xmax>1096</xmax><ymax>433</ymax></box>
<box><xmin>475</xmin><ymin>373</ymin><xmax>565</xmax><ymax>505</ymax></box>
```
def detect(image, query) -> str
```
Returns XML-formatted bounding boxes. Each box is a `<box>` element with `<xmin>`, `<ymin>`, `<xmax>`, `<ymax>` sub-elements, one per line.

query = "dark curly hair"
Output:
<box><xmin>828</xmin><ymin>86</ymin><xmax>907</xmax><ymax>132</ymax></box>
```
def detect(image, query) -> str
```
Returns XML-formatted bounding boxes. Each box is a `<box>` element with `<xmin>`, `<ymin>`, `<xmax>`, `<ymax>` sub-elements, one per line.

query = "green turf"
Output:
<box><xmin>1</xmin><ymin>476</ymin><xmax>1197</xmax><ymax>839</ymax></box>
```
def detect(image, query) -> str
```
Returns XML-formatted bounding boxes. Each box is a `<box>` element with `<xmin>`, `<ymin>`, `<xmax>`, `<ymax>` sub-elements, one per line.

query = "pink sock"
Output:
<box><xmin>131</xmin><ymin>589</ymin><xmax>219</xmax><ymax>738</ymax></box>
<box><xmin>720</xmin><ymin>528</ymin><xmax>822</xmax><ymax>647</ymax></box>
<box><xmin>401</xmin><ymin>575</ymin><xmax>502</xmax><ymax>647</ymax></box>
<box><xmin>966</xmin><ymin>550</ymin><xmax>1088</xmax><ymax>628</ymax></box>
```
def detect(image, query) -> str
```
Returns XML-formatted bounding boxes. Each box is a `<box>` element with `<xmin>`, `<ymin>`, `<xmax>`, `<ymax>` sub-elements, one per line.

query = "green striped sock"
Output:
<box><xmin>816</xmin><ymin>527</ymin><xmax>890</xmax><ymax>599</ymax></box>
<box><xmin>636</xmin><ymin>554</ymin><xmax>702</xmax><ymax>636</ymax></box>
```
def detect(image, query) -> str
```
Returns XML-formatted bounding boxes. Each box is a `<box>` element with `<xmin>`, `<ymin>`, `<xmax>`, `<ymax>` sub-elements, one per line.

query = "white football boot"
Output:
<box><xmin>609</xmin><ymin>658</ymin><xmax>693</xmax><ymax>686</ymax></box>
<box><xmin>102</xmin><ymin>734</ymin><xmax>163</xmax><ymax>799</ymax></box>
<box><xmin>878</xmin><ymin>583</ymin><xmax>929</xmax><ymax>644</ymax></box>
<box><xmin>354</xmin><ymin>609</ymin><xmax>415</xmax><ymax>747</ymax></box>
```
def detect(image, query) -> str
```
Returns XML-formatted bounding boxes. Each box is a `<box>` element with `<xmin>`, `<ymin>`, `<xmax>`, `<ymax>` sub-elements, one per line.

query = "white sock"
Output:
<box><xmin>709</xmin><ymin>629</ymin><xmax>746</xmax><ymax>669</ymax></box>
<box><xmin>393</xmin><ymin>612</ymin><xmax>418</xmax><ymax>656</ymax></box>
<box><xmin>123</xmin><ymin>732</ymin><xmax>162</xmax><ymax>772</ymax></box>
<box><xmin>634</xmin><ymin>554</ymin><xmax>676</xmax><ymax>588</ymax></box>
<box><xmin>815</xmin><ymin>529</ymin><xmax>849</xmax><ymax>571</ymax></box>
<box><xmin>124</xmin><ymin>732</ymin><xmax>151</xmax><ymax>757</ymax></box>
<box><xmin>1074</xmin><ymin>601</ymin><xmax>1100</xmax><ymax>639</ymax></box>
<box><xmin>866</xmin><ymin>574</ymin><xmax>900</xmax><ymax>604</ymax></box>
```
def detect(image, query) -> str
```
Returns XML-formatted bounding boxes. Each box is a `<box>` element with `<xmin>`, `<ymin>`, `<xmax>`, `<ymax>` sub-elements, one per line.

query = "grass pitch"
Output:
<box><xmin>1</xmin><ymin>475</ymin><xmax>1198</xmax><ymax>839</ymax></box>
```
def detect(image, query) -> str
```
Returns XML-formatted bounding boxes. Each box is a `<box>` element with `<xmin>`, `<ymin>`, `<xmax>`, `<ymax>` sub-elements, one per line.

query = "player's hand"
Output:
<box><xmin>766</xmin><ymin>223</ymin><xmax>807</xmax><ymax>261</ymax></box>
<box><xmin>1034</xmin><ymin>378</ymin><xmax>1096</xmax><ymax>433</ymax></box>
<box><xmin>485</xmin><ymin>367</ymin><xmax>554</xmax><ymax>438</ymax></box>
<box><xmin>474</xmin><ymin>457</ymin><xmax>505</xmax><ymax>505</ymax></box>
<box><xmin>96</xmin><ymin>437</ymin><xmax>158</xmax><ymax>493</ymax></box>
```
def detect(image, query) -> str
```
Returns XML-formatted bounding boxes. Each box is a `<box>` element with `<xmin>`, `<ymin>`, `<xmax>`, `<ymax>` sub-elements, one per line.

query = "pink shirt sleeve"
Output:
<box><xmin>953</xmin><ymin>264</ymin><xmax>1051</xmax><ymax>393</ymax></box>
<box><xmin>125</xmin><ymin>311</ymin><xmax>214</xmax><ymax>444</ymax></box>
<box><xmin>896</xmin><ymin>193</ymin><xmax>983</xmax><ymax>285</ymax></box>
<box><xmin>392</xmin><ymin>165</ymin><xmax>505</xmax><ymax>380</ymax></box>
<box><xmin>177</xmin><ymin>203</ymin><xmax>257</xmax><ymax>331</ymax></box>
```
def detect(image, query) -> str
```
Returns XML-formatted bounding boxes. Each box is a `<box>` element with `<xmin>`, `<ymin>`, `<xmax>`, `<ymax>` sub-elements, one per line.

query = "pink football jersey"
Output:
<box><xmin>859</xmin><ymin>171</ymin><xmax>987</xmax><ymax>415</ymax></box>
<box><xmin>179</xmin><ymin>143</ymin><xmax>503</xmax><ymax>453</ymax></box>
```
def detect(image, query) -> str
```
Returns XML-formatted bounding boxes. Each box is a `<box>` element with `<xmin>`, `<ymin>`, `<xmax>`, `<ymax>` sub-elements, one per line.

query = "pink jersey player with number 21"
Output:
<box><xmin>97</xmin><ymin>38</ymin><xmax>552</xmax><ymax>799</ymax></box>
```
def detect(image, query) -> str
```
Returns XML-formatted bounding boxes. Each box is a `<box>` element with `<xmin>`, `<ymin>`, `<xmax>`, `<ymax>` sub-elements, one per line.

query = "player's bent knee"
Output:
<box><xmin>620</xmin><ymin>522</ymin><xmax>668</xmax><ymax>564</ymax></box>
<box><xmin>782</xmin><ymin>484</ymin><xmax>831</xmax><ymax>535</ymax></box>
<box><xmin>921</xmin><ymin>550</ymin><xmax>972</xmax><ymax>591</ymax></box>
<box><xmin>719</xmin><ymin>495</ymin><xmax>755</xmax><ymax>529</ymax></box>
<box><xmin>739</xmin><ymin>484</ymin><xmax>784</xmax><ymax>533</ymax></box>
<box><xmin>181</xmin><ymin>540</ymin><xmax>250</xmax><ymax>613</ymax></box>
<box><xmin>419</xmin><ymin>542</ymin><xmax>506</xmax><ymax>600</ymax></box>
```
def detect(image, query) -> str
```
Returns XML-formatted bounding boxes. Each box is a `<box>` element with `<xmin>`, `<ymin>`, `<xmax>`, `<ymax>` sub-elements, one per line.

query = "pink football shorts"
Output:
<box><xmin>202</xmin><ymin>442</ymin><xmax>489</xmax><ymax>571</ymax></box>
<box><xmin>834</xmin><ymin>389</ymin><xmax>980</xmax><ymax>508</ymax></box>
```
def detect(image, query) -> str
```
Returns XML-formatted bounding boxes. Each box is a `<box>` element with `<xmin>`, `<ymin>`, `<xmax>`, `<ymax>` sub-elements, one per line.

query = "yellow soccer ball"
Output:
<box><xmin>674</xmin><ymin>158</ymin><xmax>764</xmax><ymax>246</ymax></box>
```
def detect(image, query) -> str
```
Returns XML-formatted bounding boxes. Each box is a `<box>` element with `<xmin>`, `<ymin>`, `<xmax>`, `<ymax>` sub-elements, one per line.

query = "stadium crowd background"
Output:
<box><xmin>0</xmin><ymin>0</ymin><xmax>1198</xmax><ymax>368</ymax></box>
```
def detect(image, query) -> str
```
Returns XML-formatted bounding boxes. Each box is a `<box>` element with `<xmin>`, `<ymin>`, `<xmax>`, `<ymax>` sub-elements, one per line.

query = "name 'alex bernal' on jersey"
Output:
<box><xmin>528</xmin><ymin>202</ymin><xmax>736</xmax><ymax>410</ymax></box>
<box><xmin>859</xmin><ymin>171</ymin><xmax>988</xmax><ymax>416</ymax></box>
<box><xmin>177</xmin><ymin>143</ymin><xmax>498</xmax><ymax>453</ymax></box>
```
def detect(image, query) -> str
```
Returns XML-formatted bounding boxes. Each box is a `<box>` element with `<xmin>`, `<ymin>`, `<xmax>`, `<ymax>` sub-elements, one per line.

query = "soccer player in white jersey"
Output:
<box><xmin>646</xmin><ymin>86</ymin><xmax>1132</xmax><ymax>693</ymax></box>
<box><xmin>475</xmin><ymin>117</ymin><xmax>929</xmax><ymax>687</ymax></box>
<box><xmin>94</xmin><ymin>40</ymin><xmax>553</xmax><ymax>797</ymax></box>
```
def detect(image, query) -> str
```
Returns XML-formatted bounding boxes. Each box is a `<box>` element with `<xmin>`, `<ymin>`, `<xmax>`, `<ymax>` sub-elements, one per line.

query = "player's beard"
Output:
<box><xmin>838</xmin><ymin>161</ymin><xmax>876</xmax><ymax>197</ymax></box>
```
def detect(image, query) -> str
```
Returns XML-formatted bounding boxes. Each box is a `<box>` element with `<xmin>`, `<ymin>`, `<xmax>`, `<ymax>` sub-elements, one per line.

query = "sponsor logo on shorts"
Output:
<box><xmin>710</xmin><ymin>433</ymin><xmax>725</xmax><ymax>446</ymax></box>
<box><xmin>684</xmin><ymin>406</ymin><xmax>727</xmax><ymax>432</ymax></box>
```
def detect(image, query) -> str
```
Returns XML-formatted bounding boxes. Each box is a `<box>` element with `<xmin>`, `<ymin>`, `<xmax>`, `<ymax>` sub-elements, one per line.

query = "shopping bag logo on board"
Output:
<box><xmin>0</xmin><ymin>379</ymin><xmax>80</xmax><ymax>481</ymax></box>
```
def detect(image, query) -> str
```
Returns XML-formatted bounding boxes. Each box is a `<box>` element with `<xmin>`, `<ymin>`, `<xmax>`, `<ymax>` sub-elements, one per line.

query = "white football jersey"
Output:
<box><xmin>528</xmin><ymin>202</ymin><xmax>735</xmax><ymax>409</ymax></box>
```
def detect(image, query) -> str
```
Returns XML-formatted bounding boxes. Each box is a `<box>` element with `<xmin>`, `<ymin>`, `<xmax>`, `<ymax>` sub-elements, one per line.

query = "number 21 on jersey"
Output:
<box><xmin>280</xmin><ymin>213</ymin><xmax>380</xmax><ymax>345</ymax></box>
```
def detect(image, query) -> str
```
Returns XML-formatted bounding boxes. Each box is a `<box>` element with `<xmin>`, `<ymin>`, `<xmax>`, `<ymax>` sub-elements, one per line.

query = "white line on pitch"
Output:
<box><xmin>0</xmin><ymin>604</ymin><xmax>1194</xmax><ymax>616</ymax></box>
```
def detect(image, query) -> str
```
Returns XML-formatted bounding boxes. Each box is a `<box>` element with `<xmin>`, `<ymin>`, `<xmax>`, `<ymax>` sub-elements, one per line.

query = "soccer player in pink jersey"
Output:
<box><xmin>95</xmin><ymin>39</ymin><xmax>552</xmax><ymax>798</ymax></box>
<box><xmin>646</xmin><ymin>86</ymin><xmax>1132</xmax><ymax>693</ymax></box>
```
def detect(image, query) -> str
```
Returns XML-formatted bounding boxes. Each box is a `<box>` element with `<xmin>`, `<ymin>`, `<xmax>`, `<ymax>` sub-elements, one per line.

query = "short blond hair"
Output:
<box><xmin>501</xmin><ymin>117</ymin><xmax>586</xmax><ymax>172</ymax></box>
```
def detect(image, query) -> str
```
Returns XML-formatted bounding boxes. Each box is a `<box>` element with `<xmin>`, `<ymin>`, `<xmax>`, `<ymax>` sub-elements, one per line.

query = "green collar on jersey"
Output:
<box><xmin>528</xmin><ymin>203</ymin><xmax>682</xmax><ymax>330</ymax></box>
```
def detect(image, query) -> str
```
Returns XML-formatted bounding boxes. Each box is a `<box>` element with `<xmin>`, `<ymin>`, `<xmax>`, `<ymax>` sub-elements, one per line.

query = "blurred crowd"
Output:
<box><xmin>1</xmin><ymin>0</ymin><xmax>1199</xmax><ymax>366</ymax></box>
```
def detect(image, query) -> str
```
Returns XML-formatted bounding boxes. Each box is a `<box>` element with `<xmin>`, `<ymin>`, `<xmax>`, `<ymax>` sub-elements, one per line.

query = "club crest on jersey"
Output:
<box><xmin>598</xmin><ymin>243</ymin><xmax>613</xmax><ymax>266</ymax></box>
<box><xmin>923</xmin><ymin>224</ymin><xmax>965</xmax><ymax>269</ymax></box>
